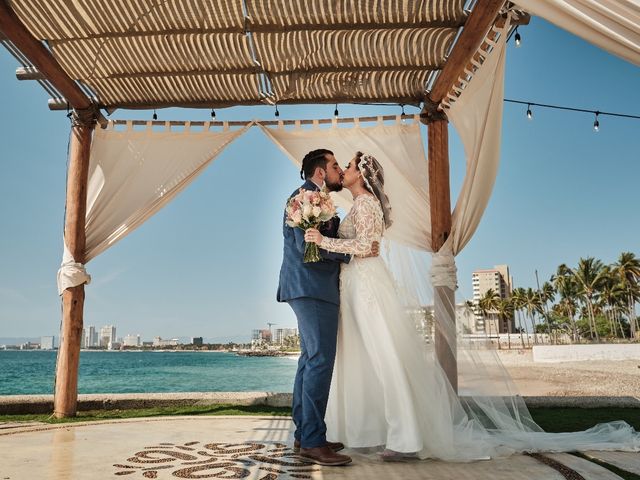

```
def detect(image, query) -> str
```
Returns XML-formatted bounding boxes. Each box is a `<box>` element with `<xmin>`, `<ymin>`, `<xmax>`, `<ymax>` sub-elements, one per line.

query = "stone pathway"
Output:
<box><xmin>0</xmin><ymin>416</ymin><xmax>633</xmax><ymax>479</ymax></box>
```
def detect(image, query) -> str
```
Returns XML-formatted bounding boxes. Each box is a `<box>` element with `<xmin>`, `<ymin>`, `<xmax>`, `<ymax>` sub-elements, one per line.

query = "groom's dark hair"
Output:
<box><xmin>300</xmin><ymin>149</ymin><xmax>334</xmax><ymax>180</ymax></box>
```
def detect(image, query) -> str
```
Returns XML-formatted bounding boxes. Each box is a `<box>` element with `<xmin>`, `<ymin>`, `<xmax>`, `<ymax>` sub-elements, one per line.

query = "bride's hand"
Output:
<box><xmin>358</xmin><ymin>241</ymin><xmax>380</xmax><ymax>258</ymax></box>
<box><xmin>304</xmin><ymin>228</ymin><xmax>324</xmax><ymax>245</ymax></box>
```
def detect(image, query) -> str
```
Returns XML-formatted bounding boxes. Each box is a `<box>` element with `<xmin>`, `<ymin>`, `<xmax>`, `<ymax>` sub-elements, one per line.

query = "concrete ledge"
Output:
<box><xmin>533</xmin><ymin>344</ymin><xmax>640</xmax><ymax>362</ymax></box>
<box><xmin>1</xmin><ymin>392</ymin><xmax>639</xmax><ymax>415</ymax></box>
<box><xmin>0</xmin><ymin>392</ymin><xmax>293</xmax><ymax>415</ymax></box>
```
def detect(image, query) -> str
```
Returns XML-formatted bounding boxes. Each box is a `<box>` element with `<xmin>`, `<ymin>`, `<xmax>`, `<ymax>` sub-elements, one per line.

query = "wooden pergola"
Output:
<box><xmin>0</xmin><ymin>0</ymin><xmax>528</xmax><ymax>417</ymax></box>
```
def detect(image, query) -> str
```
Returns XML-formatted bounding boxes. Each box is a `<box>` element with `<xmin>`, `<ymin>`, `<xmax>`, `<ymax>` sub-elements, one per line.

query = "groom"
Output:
<box><xmin>277</xmin><ymin>149</ymin><xmax>377</xmax><ymax>466</ymax></box>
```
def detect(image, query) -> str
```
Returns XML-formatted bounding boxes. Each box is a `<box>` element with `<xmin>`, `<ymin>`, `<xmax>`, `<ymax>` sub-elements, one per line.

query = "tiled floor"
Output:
<box><xmin>0</xmin><ymin>416</ymin><xmax>633</xmax><ymax>479</ymax></box>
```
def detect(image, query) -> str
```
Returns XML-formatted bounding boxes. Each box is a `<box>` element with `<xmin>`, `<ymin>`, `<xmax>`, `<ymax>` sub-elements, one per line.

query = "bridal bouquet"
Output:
<box><xmin>285</xmin><ymin>188</ymin><xmax>337</xmax><ymax>263</ymax></box>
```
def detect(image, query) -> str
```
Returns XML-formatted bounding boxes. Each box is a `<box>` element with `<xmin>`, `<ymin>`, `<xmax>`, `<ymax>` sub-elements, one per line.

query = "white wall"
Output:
<box><xmin>533</xmin><ymin>344</ymin><xmax>640</xmax><ymax>362</ymax></box>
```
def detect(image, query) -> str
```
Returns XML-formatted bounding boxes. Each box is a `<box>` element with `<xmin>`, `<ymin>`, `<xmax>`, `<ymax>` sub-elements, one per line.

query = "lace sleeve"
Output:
<box><xmin>319</xmin><ymin>196</ymin><xmax>381</xmax><ymax>256</ymax></box>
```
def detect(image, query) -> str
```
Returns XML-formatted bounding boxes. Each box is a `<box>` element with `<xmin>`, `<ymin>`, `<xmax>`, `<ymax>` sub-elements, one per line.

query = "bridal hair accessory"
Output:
<box><xmin>359</xmin><ymin>154</ymin><xmax>380</xmax><ymax>193</ymax></box>
<box><xmin>357</xmin><ymin>153</ymin><xmax>393</xmax><ymax>229</ymax></box>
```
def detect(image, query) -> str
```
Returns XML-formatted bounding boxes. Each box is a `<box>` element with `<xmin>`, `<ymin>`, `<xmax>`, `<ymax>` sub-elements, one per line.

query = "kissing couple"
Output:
<box><xmin>277</xmin><ymin>149</ymin><xmax>640</xmax><ymax>466</ymax></box>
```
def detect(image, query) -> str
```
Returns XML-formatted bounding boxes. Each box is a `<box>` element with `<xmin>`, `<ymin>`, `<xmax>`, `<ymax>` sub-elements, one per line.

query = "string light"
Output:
<box><xmin>210</xmin><ymin>109</ymin><xmax>216</xmax><ymax>120</ymax></box>
<box><xmin>514</xmin><ymin>27</ymin><xmax>521</xmax><ymax>47</ymax></box>
<box><xmin>505</xmin><ymin>99</ymin><xmax>640</xmax><ymax>130</ymax></box>
<box><xmin>334</xmin><ymin>104</ymin><xmax>339</xmax><ymax>118</ymax></box>
<box><xmin>275</xmin><ymin>104</ymin><xmax>280</xmax><ymax>117</ymax></box>
<box><xmin>152</xmin><ymin>109</ymin><xmax>157</xmax><ymax>120</ymax></box>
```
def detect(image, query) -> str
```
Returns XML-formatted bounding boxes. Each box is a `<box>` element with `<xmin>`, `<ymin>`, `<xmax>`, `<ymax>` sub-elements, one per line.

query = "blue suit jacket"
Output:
<box><xmin>277</xmin><ymin>180</ymin><xmax>351</xmax><ymax>305</ymax></box>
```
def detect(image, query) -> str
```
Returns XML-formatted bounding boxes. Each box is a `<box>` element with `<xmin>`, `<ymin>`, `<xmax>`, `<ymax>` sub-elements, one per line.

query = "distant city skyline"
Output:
<box><xmin>1</xmin><ymin>18</ymin><xmax>639</xmax><ymax>339</ymax></box>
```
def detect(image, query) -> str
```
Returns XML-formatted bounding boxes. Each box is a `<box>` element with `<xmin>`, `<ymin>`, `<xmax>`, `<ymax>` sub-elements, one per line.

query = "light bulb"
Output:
<box><xmin>211</xmin><ymin>109</ymin><xmax>216</xmax><ymax>120</ymax></box>
<box><xmin>526</xmin><ymin>104</ymin><xmax>532</xmax><ymax>120</ymax></box>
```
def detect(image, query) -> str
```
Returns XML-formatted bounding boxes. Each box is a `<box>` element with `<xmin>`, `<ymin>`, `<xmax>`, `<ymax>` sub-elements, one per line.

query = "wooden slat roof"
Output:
<box><xmin>7</xmin><ymin>0</ymin><xmax>468</xmax><ymax>109</ymax></box>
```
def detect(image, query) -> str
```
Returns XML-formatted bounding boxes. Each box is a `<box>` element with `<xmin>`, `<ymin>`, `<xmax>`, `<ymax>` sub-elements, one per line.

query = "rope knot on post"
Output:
<box><xmin>420</xmin><ymin>98</ymin><xmax>448</xmax><ymax>124</ymax></box>
<box><xmin>68</xmin><ymin>104</ymin><xmax>99</xmax><ymax>128</ymax></box>
<box><xmin>430</xmin><ymin>250</ymin><xmax>458</xmax><ymax>291</ymax></box>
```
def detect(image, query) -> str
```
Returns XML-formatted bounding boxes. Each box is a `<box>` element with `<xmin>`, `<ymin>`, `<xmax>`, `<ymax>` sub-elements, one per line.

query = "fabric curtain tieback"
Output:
<box><xmin>430</xmin><ymin>250</ymin><xmax>457</xmax><ymax>290</ymax></box>
<box><xmin>56</xmin><ymin>243</ymin><xmax>91</xmax><ymax>295</ymax></box>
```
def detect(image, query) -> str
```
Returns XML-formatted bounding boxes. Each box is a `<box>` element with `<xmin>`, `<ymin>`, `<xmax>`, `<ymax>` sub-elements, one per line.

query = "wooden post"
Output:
<box><xmin>54</xmin><ymin>111</ymin><xmax>96</xmax><ymax>418</ymax></box>
<box><xmin>0</xmin><ymin>0</ymin><xmax>98</xmax><ymax>417</ymax></box>
<box><xmin>425</xmin><ymin>111</ymin><xmax>458</xmax><ymax>393</ymax></box>
<box><xmin>418</xmin><ymin>0</ymin><xmax>513</xmax><ymax>395</ymax></box>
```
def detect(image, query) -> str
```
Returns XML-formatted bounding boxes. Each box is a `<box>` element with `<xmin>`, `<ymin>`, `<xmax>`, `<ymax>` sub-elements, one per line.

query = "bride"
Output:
<box><xmin>304</xmin><ymin>152</ymin><xmax>640</xmax><ymax>461</ymax></box>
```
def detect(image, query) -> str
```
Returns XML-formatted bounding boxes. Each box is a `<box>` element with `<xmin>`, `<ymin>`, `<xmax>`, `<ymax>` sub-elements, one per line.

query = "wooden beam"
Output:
<box><xmin>0</xmin><ymin>0</ymin><xmax>91</xmax><ymax>109</ymax></box>
<box><xmin>106</xmin><ymin>114</ymin><xmax>416</xmax><ymax>128</ymax></box>
<box><xmin>428</xmin><ymin>0</ymin><xmax>505</xmax><ymax>103</ymax></box>
<box><xmin>33</xmin><ymin>19</ymin><xmax>466</xmax><ymax>41</ymax></box>
<box><xmin>15</xmin><ymin>65</ymin><xmax>43</xmax><ymax>80</ymax></box>
<box><xmin>54</xmin><ymin>114</ymin><xmax>95</xmax><ymax>418</ymax></box>
<box><xmin>48</xmin><ymin>96</ymin><xmax>422</xmax><ymax>111</ymax></box>
<box><xmin>104</xmin><ymin>64</ymin><xmax>442</xmax><ymax>80</ymax></box>
<box><xmin>427</xmin><ymin>117</ymin><xmax>457</xmax><ymax>392</ymax></box>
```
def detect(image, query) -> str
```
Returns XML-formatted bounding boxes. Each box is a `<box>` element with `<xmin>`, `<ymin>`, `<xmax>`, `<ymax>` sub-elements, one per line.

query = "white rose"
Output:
<box><xmin>302</xmin><ymin>204</ymin><xmax>313</xmax><ymax>218</ymax></box>
<box><xmin>312</xmin><ymin>206</ymin><xmax>321</xmax><ymax>217</ymax></box>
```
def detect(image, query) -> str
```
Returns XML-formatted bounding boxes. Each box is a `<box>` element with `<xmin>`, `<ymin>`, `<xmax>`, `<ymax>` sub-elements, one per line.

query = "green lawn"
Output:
<box><xmin>2</xmin><ymin>405</ymin><xmax>640</xmax><ymax>430</ymax></box>
<box><xmin>0</xmin><ymin>404</ymin><xmax>292</xmax><ymax>424</ymax></box>
<box><xmin>530</xmin><ymin>407</ymin><xmax>640</xmax><ymax>432</ymax></box>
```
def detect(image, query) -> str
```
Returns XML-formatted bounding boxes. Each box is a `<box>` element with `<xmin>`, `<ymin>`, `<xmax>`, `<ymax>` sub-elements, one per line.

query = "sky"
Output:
<box><xmin>0</xmin><ymin>18</ymin><xmax>638</xmax><ymax>343</ymax></box>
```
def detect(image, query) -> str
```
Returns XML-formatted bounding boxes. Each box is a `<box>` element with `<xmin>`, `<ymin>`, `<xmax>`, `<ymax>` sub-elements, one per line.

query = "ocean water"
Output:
<box><xmin>0</xmin><ymin>350</ymin><xmax>298</xmax><ymax>395</ymax></box>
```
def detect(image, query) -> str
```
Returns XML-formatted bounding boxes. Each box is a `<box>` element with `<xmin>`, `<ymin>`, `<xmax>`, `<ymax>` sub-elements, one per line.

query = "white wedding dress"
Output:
<box><xmin>320</xmin><ymin>193</ymin><xmax>640</xmax><ymax>461</ymax></box>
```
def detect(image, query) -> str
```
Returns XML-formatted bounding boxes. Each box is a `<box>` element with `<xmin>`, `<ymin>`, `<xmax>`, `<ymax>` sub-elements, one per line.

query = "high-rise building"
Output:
<box><xmin>472</xmin><ymin>265</ymin><xmax>513</xmax><ymax>334</ymax></box>
<box><xmin>191</xmin><ymin>337</ymin><xmax>203</xmax><ymax>347</ymax></box>
<box><xmin>80</xmin><ymin>329</ymin><xmax>86</xmax><ymax>348</ymax></box>
<box><xmin>252</xmin><ymin>329</ymin><xmax>272</xmax><ymax>343</ymax></box>
<box><xmin>100</xmin><ymin>325</ymin><xmax>117</xmax><ymax>348</ymax></box>
<box><xmin>123</xmin><ymin>334</ymin><xmax>141</xmax><ymax>347</ymax></box>
<box><xmin>40</xmin><ymin>336</ymin><xmax>55</xmax><ymax>350</ymax></box>
<box><xmin>153</xmin><ymin>336</ymin><xmax>179</xmax><ymax>347</ymax></box>
<box><xmin>273</xmin><ymin>328</ymin><xmax>297</xmax><ymax>345</ymax></box>
<box><xmin>85</xmin><ymin>326</ymin><xmax>96</xmax><ymax>348</ymax></box>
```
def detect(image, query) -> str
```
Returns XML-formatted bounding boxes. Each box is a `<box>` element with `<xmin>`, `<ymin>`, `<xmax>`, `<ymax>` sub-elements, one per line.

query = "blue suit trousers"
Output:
<box><xmin>287</xmin><ymin>297</ymin><xmax>339</xmax><ymax>449</ymax></box>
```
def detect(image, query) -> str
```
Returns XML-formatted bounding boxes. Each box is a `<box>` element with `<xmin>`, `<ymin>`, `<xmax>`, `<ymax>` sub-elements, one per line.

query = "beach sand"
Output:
<box><xmin>497</xmin><ymin>350</ymin><xmax>640</xmax><ymax>397</ymax></box>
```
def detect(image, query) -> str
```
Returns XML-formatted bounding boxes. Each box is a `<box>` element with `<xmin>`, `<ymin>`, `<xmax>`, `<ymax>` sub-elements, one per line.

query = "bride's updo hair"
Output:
<box><xmin>355</xmin><ymin>151</ymin><xmax>393</xmax><ymax>228</ymax></box>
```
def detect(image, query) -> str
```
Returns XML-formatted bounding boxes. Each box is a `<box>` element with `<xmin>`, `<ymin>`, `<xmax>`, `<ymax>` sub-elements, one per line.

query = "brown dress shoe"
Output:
<box><xmin>298</xmin><ymin>446</ymin><xmax>352</xmax><ymax>466</ymax></box>
<box><xmin>293</xmin><ymin>440</ymin><xmax>345</xmax><ymax>453</ymax></box>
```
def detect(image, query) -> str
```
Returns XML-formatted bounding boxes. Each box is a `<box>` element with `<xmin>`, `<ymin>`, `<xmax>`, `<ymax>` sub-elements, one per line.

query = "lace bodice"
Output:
<box><xmin>320</xmin><ymin>194</ymin><xmax>384</xmax><ymax>256</ymax></box>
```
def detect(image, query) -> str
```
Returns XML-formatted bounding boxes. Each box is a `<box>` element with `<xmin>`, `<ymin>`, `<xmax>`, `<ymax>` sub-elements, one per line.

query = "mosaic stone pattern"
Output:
<box><xmin>114</xmin><ymin>441</ymin><xmax>319</xmax><ymax>479</ymax></box>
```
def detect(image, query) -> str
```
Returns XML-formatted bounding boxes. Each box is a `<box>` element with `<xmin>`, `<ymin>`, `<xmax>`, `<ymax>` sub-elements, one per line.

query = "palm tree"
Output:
<box><xmin>552</xmin><ymin>264</ymin><xmax>580</xmax><ymax>343</ymax></box>
<box><xmin>511</xmin><ymin>287</ymin><xmax>528</xmax><ymax>347</ymax></box>
<box><xmin>538</xmin><ymin>281</ymin><xmax>556</xmax><ymax>343</ymax></box>
<box><xmin>615</xmin><ymin>252</ymin><xmax>640</xmax><ymax>338</ymax></box>
<box><xmin>599</xmin><ymin>267</ymin><xmax>627</xmax><ymax>339</ymax></box>
<box><xmin>570</xmin><ymin>257</ymin><xmax>607</xmax><ymax>342</ymax></box>
<box><xmin>463</xmin><ymin>300</ymin><xmax>476</xmax><ymax>334</ymax></box>
<box><xmin>523</xmin><ymin>288</ymin><xmax>542</xmax><ymax>344</ymax></box>
<box><xmin>496</xmin><ymin>298</ymin><xmax>515</xmax><ymax>349</ymax></box>
<box><xmin>479</xmin><ymin>289</ymin><xmax>500</xmax><ymax>347</ymax></box>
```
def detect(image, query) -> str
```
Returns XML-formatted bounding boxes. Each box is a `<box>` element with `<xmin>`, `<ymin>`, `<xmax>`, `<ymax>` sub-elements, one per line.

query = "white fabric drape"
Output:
<box><xmin>259</xmin><ymin>116</ymin><xmax>432</xmax><ymax>251</ymax></box>
<box><xmin>514</xmin><ymin>0</ymin><xmax>640</xmax><ymax>66</ymax></box>
<box><xmin>56</xmin><ymin>121</ymin><xmax>252</xmax><ymax>294</ymax></box>
<box><xmin>444</xmin><ymin>17</ymin><xmax>510</xmax><ymax>256</ymax></box>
